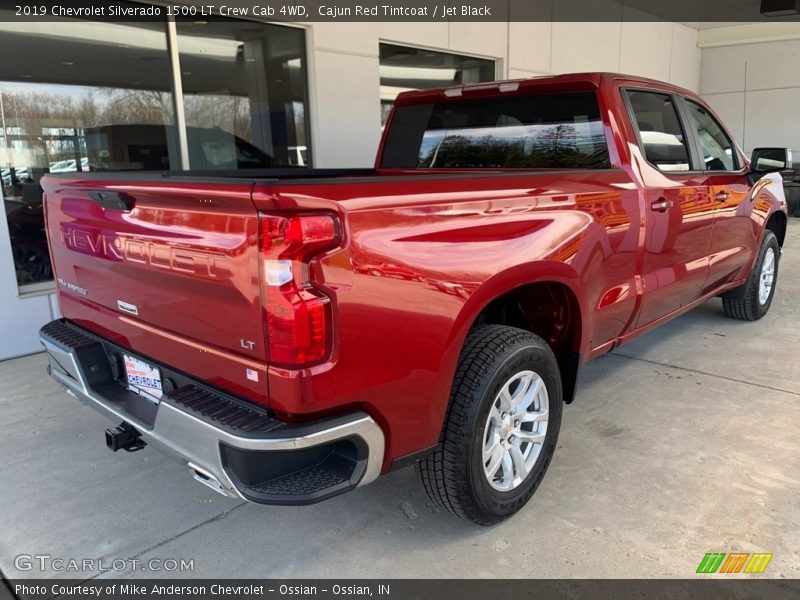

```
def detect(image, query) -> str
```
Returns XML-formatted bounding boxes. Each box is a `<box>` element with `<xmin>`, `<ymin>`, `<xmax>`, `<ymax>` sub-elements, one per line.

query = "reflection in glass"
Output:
<box><xmin>686</xmin><ymin>100</ymin><xmax>737</xmax><ymax>172</ymax></box>
<box><xmin>627</xmin><ymin>91</ymin><xmax>691</xmax><ymax>173</ymax></box>
<box><xmin>176</xmin><ymin>20</ymin><xmax>310</xmax><ymax>169</ymax></box>
<box><xmin>0</xmin><ymin>9</ymin><xmax>174</xmax><ymax>287</ymax></box>
<box><xmin>381</xmin><ymin>92</ymin><xmax>610</xmax><ymax>169</ymax></box>
<box><xmin>379</xmin><ymin>44</ymin><xmax>495</xmax><ymax>126</ymax></box>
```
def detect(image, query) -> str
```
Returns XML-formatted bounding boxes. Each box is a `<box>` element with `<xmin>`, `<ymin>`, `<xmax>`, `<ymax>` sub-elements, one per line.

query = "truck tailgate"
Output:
<box><xmin>42</xmin><ymin>176</ymin><xmax>267</xmax><ymax>389</ymax></box>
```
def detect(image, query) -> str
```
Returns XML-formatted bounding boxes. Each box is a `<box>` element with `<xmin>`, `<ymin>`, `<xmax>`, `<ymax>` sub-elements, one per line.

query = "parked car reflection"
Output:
<box><xmin>7</xmin><ymin>194</ymin><xmax>50</xmax><ymax>284</ymax></box>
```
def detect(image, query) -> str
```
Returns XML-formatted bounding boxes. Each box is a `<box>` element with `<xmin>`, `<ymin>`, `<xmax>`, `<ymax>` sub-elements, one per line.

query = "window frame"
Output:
<box><xmin>621</xmin><ymin>87</ymin><xmax>700</xmax><ymax>174</ymax></box>
<box><xmin>377</xmin><ymin>41</ymin><xmax>500</xmax><ymax>128</ymax></box>
<box><xmin>172</xmin><ymin>16</ymin><xmax>313</xmax><ymax>171</ymax></box>
<box><xmin>621</xmin><ymin>86</ymin><xmax>747</xmax><ymax>176</ymax></box>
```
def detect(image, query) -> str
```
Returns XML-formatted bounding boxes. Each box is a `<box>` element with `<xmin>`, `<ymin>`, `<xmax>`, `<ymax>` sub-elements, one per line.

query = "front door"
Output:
<box><xmin>680</xmin><ymin>98</ymin><xmax>757</xmax><ymax>291</ymax></box>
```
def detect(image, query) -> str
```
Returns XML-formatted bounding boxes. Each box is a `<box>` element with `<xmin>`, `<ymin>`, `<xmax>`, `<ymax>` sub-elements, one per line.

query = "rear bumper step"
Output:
<box><xmin>39</xmin><ymin>319</ymin><xmax>385</xmax><ymax>505</ymax></box>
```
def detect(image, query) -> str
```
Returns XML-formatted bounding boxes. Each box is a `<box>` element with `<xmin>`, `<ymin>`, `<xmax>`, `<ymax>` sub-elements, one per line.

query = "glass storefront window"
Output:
<box><xmin>0</xmin><ymin>8</ymin><xmax>312</xmax><ymax>291</ymax></box>
<box><xmin>0</xmin><ymin>8</ymin><xmax>175</xmax><ymax>288</ymax></box>
<box><xmin>379</xmin><ymin>43</ymin><xmax>495</xmax><ymax>126</ymax></box>
<box><xmin>176</xmin><ymin>19</ymin><xmax>310</xmax><ymax>168</ymax></box>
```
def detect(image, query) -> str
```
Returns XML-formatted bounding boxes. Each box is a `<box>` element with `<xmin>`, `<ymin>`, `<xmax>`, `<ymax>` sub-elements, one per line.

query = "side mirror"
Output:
<box><xmin>751</xmin><ymin>147</ymin><xmax>793</xmax><ymax>173</ymax></box>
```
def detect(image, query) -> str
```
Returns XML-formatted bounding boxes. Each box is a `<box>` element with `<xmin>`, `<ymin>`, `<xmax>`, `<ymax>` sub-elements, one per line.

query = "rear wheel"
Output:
<box><xmin>416</xmin><ymin>325</ymin><xmax>562</xmax><ymax>525</ymax></box>
<box><xmin>722</xmin><ymin>231</ymin><xmax>780</xmax><ymax>321</ymax></box>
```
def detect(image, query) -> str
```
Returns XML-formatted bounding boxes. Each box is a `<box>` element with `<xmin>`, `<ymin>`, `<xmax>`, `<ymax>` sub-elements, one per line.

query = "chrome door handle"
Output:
<box><xmin>715</xmin><ymin>191</ymin><xmax>730</xmax><ymax>202</ymax></box>
<box><xmin>650</xmin><ymin>198</ymin><xmax>673</xmax><ymax>212</ymax></box>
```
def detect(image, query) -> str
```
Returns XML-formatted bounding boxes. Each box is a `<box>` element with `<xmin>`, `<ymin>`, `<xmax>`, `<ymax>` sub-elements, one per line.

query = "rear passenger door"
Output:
<box><xmin>679</xmin><ymin>98</ymin><xmax>756</xmax><ymax>290</ymax></box>
<box><xmin>624</xmin><ymin>90</ymin><xmax>716</xmax><ymax>328</ymax></box>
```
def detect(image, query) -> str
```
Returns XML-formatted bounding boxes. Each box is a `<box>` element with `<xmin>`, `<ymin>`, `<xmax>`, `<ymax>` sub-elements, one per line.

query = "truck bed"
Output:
<box><xmin>41</xmin><ymin>167</ymin><xmax>632</xmax><ymax>418</ymax></box>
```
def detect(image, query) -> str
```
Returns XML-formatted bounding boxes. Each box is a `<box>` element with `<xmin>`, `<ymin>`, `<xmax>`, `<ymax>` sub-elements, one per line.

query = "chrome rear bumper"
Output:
<box><xmin>40</xmin><ymin>319</ymin><xmax>385</xmax><ymax>505</ymax></box>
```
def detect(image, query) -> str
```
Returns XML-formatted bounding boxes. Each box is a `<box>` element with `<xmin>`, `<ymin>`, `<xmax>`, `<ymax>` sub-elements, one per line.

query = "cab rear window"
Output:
<box><xmin>381</xmin><ymin>91</ymin><xmax>610</xmax><ymax>169</ymax></box>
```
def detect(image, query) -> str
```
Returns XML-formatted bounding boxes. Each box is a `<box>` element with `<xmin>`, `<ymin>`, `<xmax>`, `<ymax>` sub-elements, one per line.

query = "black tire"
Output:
<box><xmin>722</xmin><ymin>231</ymin><xmax>780</xmax><ymax>321</ymax></box>
<box><xmin>416</xmin><ymin>325</ymin><xmax>563</xmax><ymax>525</ymax></box>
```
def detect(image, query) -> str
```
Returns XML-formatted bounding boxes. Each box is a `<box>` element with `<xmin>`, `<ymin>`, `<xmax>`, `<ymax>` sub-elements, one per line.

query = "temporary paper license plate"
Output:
<box><xmin>123</xmin><ymin>354</ymin><xmax>163</xmax><ymax>403</ymax></box>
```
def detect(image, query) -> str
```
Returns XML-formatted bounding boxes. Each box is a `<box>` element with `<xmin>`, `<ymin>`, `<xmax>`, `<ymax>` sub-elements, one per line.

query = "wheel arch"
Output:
<box><xmin>765</xmin><ymin>209</ymin><xmax>787</xmax><ymax>248</ymax></box>
<box><xmin>472</xmin><ymin>280</ymin><xmax>583</xmax><ymax>404</ymax></box>
<box><xmin>445</xmin><ymin>264</ymin><xmax>587</xmax><ymax>407</ymax></box>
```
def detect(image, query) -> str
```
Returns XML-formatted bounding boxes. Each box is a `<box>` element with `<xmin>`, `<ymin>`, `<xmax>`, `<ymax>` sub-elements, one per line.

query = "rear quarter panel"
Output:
<box><xmin>256</xmin><ymin>169</ymin><xmax>642</xmax><ymax>465</ymax></box>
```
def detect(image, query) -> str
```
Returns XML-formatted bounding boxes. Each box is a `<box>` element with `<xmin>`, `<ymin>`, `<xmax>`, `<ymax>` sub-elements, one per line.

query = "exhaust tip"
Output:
<box><xmin>105</xmin><ymin>422</ymin><xmax>145</xmax><ymax>452</ymax></box>
<box><xmin>188</xmin><ymin>463</ymin><xmax>231</xmax><ymax>497</ymax></box>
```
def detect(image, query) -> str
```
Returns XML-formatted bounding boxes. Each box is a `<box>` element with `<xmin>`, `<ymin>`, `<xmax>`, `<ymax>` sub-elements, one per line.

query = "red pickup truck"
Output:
<box><xmin>40</xmin><ymin>73</ymin><xmax>790</xmax><ymax>525</ymax></box>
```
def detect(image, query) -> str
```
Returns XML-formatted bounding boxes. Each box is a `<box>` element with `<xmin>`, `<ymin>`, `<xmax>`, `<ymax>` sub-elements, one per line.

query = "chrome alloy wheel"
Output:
<box><xmin>482</xmin><ymin>370</ymin><xmax>549</xmax><ymax>492</ymax></box>
<box><xmin>759</xmin><ymin>247</ymin><xmax>776</xmax><ymax>305</ymax></box>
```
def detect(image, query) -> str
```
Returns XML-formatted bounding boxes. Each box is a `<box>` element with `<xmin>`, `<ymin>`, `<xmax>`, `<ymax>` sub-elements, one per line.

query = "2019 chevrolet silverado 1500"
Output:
<box><xmin>39</xmin><ymin>73</ymin><xmax>791</xmax><ymax>524</ymax></box>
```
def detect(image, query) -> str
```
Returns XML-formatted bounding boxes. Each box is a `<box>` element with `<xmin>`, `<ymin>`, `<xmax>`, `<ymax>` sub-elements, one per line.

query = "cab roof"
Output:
<box><xmin>393</xmin><ymin>72</ymin><xmax>699</xmax><ymax>106</ymax></box>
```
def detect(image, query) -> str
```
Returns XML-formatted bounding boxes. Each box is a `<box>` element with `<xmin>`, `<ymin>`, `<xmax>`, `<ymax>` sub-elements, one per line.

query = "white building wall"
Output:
<box><xmin>308</xmin><ymin>19</ymin><xmax>701</xmax><ymax>167</ymax></box>
<box><xmin>699</xmin><ymin>29</ymin><xmax>800</xmax><ymax>156</ymax></box>
<box><xmin>0</xmin><ymin>221</ymin><xmax>60</xmax><ymax>359</ymax></box>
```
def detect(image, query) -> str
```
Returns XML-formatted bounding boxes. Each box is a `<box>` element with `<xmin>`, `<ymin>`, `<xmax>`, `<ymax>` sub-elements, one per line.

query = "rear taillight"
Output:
<box><xmin>260</xmin><ymin>214</ymin><xmax>341</xmax><ymax>368</ymax></box>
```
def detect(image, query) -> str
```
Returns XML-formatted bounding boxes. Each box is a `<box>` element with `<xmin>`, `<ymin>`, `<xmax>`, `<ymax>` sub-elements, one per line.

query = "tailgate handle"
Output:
<box><xmin>88</xmin><ymin>191</ymin><xmax>135</xmax><ymax>211</ymax></box>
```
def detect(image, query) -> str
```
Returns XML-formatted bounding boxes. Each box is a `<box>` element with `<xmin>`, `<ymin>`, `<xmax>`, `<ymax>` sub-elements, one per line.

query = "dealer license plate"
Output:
<box><xmin>123</xmin><ymin>354</ymin><xmax>163</xmax><ymax>403</ymax></box>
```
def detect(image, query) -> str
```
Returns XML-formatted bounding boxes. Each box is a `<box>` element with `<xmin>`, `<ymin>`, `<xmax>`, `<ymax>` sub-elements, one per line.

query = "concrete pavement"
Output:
<box><xmin>1</xmin><ymin>222</ymin><xmax>798</xmax><ymax>580</ymax></box>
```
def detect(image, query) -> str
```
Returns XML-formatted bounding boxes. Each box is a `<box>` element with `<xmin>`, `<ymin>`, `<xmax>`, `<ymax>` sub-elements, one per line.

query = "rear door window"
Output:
<box><xmin>625</xmin><ymin>90</ymin><xmax>691</xmax><ymax>173</ymax></box>
<box><xmin>381</xmin><ymin>92</ymin><xmax>610</xmax><ymax>169</ymax></box>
